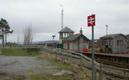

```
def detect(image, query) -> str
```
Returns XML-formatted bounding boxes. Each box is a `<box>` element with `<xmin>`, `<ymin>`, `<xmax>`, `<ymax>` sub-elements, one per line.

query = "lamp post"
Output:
<box><xmin>52</xmin><ymin>35</ymin><xmax>55</xmax><ymax>40</ymax></box>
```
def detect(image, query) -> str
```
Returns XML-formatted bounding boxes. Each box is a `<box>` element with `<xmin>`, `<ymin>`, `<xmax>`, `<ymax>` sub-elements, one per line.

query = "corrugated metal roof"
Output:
<box><xmin>65</xmin><ymin>34</ymin><xmax>80</xmax><ymax>40</ymax></box>
<box><xmin>64</xmin><ymin>34</ymin><xmax>90</xmax><ymax>41</ymax></box>
<box><xmin>126</xmin><ymin>34</ymin><xmax>129</xmax><ymax>39</ymax></box>
<box><xmin>59</xmin><ymin>27</ymin><xmax>74</xmax><ymax>33</ymax></box>
<box><xmin>101</xmin><ymin>33</ymin><xmax>127</xmax><ymax>39</ymax></box>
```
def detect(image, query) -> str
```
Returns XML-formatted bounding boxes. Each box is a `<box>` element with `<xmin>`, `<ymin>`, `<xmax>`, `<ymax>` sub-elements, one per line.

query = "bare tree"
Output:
<box><xmin>23</xmin><ymin>26</ymin><xmax>33</xmax><ymax>46</ymax></box>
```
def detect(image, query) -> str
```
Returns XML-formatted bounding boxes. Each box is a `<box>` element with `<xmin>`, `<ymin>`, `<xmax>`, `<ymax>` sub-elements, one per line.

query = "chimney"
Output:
<box><xmin>80</xmin><ymin>27</ymin><xmax>83</xmax><ymax>34</ymax></box>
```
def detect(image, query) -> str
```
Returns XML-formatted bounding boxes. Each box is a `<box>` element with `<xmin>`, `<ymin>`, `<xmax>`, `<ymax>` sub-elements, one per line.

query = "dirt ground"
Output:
<box><xmin>0</xmin><ymin>55</ymin><xmax>59</xmax><ymax>80</ymax></box>
<box><xmin>0</xmin><ymin>55</ymin><xmax>74</xmax><ymax>80</ymax></box>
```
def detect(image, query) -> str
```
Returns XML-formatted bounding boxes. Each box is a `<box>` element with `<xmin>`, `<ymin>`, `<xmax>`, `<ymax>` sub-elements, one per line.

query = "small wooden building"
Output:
<box><xmin>63</xmin><ymin>33</ymin><xmax>90</xmax><ymax>52</ymax></box>
<box><xmin>98</xmin><ymin>33</ymin><xmax>128</xmax><ymax>53</ymax></box>
<box><xmin>126</xmin><ymin>35</ymin><xmax>129</xmax><ymax>53</ymax></box>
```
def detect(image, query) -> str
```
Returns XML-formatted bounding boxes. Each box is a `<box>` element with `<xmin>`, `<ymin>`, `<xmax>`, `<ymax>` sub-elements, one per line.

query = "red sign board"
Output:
<box><xmin>87</xmin><ymin>14</ymin><xmax>95</xmax><ymax>27</ymax></box>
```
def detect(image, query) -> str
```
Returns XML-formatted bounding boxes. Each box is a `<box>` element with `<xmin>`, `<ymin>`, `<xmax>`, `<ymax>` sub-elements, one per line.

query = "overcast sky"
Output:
<box><xmin>0</xmin><ymin>0</ymin><xmax>129</xmax><ymax>43</ymax></box>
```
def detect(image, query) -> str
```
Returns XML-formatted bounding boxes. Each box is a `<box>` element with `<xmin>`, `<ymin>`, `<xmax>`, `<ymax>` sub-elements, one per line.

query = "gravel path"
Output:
<box><xmin>0</xmin><ymin>56</ymin><xmax>60</xmax><ymax>80</ymax></box>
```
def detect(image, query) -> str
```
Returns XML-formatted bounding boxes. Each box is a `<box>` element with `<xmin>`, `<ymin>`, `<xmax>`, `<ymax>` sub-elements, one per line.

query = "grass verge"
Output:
<box><xmin>0</xmin><ymin>47</ymin><xmax>41</xmax><ymax>56</ymax></box>
<box><xmin>27</xmin><ymin>51</ymin><xmax>74</xmax><ymax>80</ymax></box>
<box><xmin>34</xmin><ymin>51</ymin><xmax>91</xmax><ymax>80</ymax></box>
<box><xmin>37</xmin><ymin>51</ymin><xmax>72</xmax><ymax>69</ymax></box>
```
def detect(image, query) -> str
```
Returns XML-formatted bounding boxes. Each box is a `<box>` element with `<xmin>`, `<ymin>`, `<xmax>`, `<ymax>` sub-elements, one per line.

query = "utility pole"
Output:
<box><xmin>106</xmin><ymin>25</ymin><xmax>108</xmax><ymax>36</ymax></box>
<box><xmin>60</xmin><ymin>5</ymin><xmax>64</xmax><ymax>29</ymax></box>
<box><xmin>59</xmin><ymin>4</ymin><xmax>64</xmax><ymax>49</ymax></box>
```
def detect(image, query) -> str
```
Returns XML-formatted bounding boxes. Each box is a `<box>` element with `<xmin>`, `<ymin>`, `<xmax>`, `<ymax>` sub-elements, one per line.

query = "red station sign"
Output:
<box><xmin>87</xmin><ymin>14</ymin><xmax>95</xmax><ymax>27</ymax></box>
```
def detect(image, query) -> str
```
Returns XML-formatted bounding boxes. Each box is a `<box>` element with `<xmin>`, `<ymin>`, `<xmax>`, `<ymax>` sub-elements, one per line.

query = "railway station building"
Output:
<box><xmin>59</xmin><ymin>27</ymin><xmax>90</xmax><ymax>52</ymax></box>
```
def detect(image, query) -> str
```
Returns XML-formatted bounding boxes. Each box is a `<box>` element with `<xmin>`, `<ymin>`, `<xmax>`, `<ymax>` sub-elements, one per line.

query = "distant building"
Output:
<box><xmin>126</xmin><ymin>34</ymin><xmax>129</xmax><ymax>51</ymax></box>
<box><xmin>34</xmin><ymin>40</ymin><xmax>59</xmax><ymax>47</ymax></box>
<box><xmin>98</xmin><ymin>33</ymin><xmax>128</xmax><ymax>53</ymax></box>
<box><xmin>59</xmin><ymin>27</ymin><xmax>90</xmax><ymax>52</ymax></box>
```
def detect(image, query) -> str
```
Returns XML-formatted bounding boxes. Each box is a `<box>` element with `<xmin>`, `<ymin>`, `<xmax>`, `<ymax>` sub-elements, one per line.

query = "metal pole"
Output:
<box><xmin>92</xmin><ymin>26</ymin><xmax>96</xmax><ymax>80</ymax></box>
<box><xmin>61</xmin><ymin>8</ymin><xmax>64</xmax><ymax>29</ymax></box>
<box><xmin>99</xmin><ymin>63</ymin><xmax>103</xmax><ymax>80</ymax></box>
<box><xmin>106</xmin><ymin>25</ymin><xmax>108</xmax><ymax>36</ymax></box>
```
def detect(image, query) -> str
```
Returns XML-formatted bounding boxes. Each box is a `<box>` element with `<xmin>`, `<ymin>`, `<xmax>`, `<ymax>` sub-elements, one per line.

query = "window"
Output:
<box><xmin>117</xmin><ymin>40</ymin><xmax>123</xmax><ymax>46</ymax></box>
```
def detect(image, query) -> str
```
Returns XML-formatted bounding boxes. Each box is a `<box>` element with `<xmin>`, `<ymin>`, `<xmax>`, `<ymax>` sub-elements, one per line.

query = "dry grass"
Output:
<box><xmin>37</xmin><ymin>51</ymin><xmax>91</xmax><ymax>80</ymax></box>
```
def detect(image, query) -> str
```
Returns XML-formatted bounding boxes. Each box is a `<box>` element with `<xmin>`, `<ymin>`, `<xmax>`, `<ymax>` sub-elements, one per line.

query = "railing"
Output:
<box><xmin>42</xmin><ymin>47</ymin><xmax>129</xmax><ymax>80</ymax></box>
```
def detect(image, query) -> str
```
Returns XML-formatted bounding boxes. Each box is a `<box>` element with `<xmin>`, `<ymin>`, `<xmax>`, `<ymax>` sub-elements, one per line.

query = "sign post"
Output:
<box><xmin>87</xmin><ymin>14</ymin><xmax>96</xmax><ymax>80</ymax></box>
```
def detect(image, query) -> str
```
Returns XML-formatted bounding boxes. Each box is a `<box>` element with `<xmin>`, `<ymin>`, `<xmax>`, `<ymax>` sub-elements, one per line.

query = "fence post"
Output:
<box><xmin>124</xmin><ymin>71</ymin><xmax>128</xmax><ymax>80</ymax></box>
<box><xmin>99</xmin><ymin>63</ymin><xmax>103</xmax><ymax>80</ymax></box>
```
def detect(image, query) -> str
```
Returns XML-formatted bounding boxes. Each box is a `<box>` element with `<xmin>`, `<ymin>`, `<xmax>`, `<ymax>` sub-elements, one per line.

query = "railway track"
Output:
<box><xmin>85</xmin><ymin>53</ymin><xmax>129</xmax><ymax>69</ymax></box>
<box><xmin>96</xmin><ymin>58</ymin><xmax>129</xmax><ymax>69</ymax></box>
